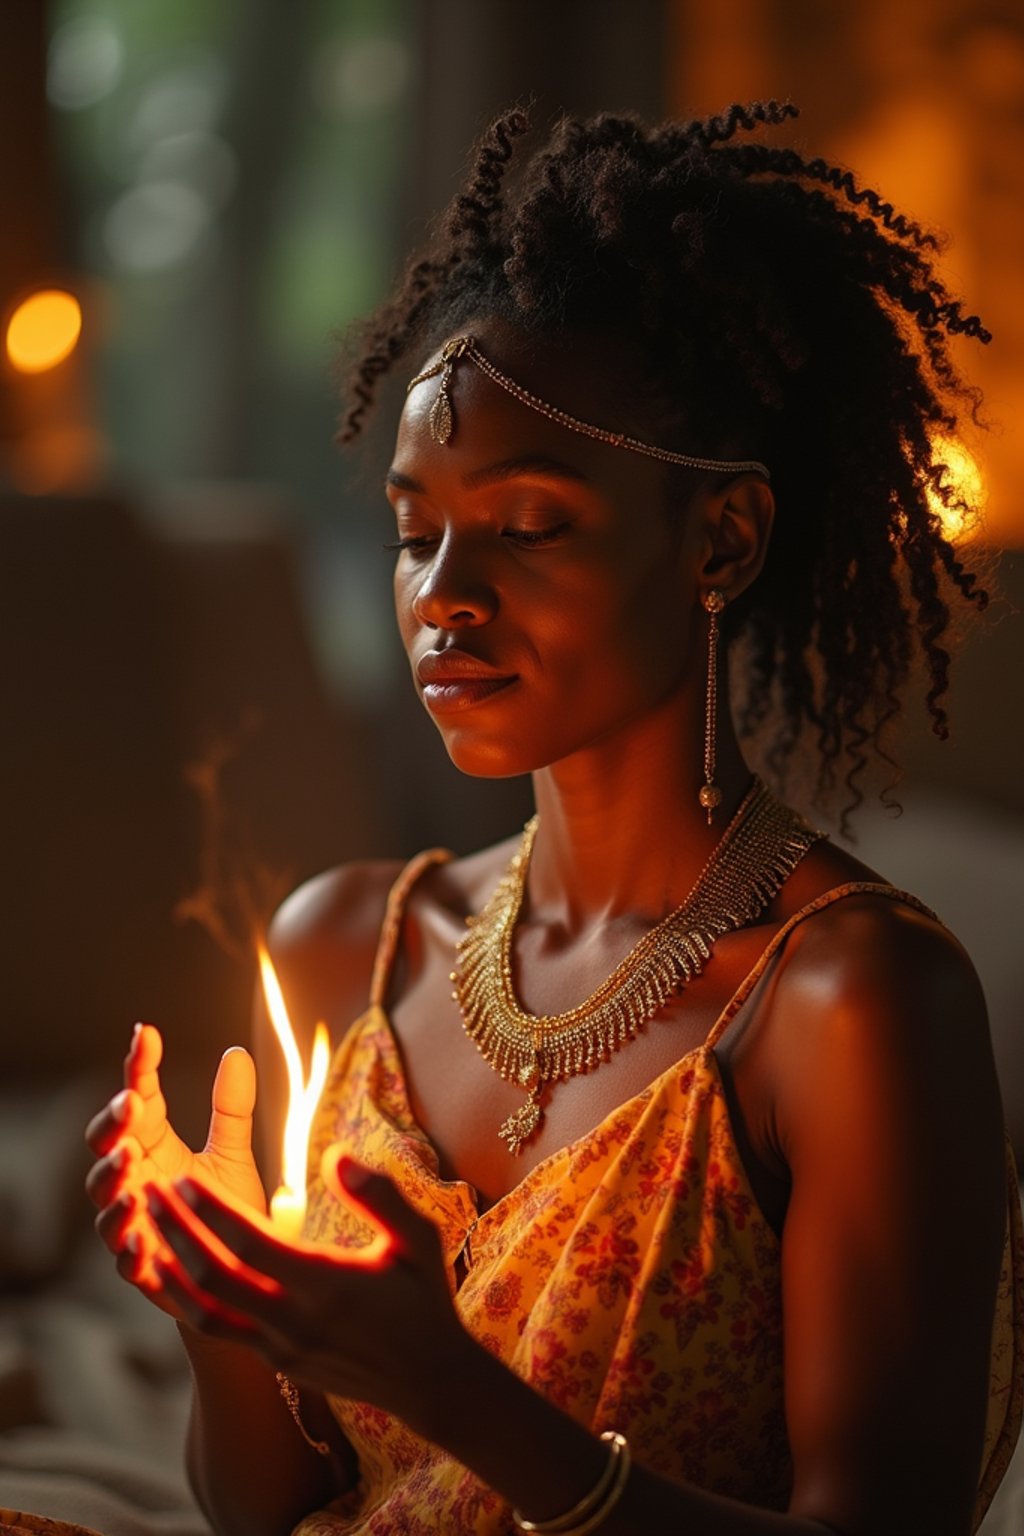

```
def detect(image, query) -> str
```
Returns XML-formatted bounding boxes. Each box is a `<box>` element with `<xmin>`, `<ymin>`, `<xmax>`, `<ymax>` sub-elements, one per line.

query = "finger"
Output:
<box><xmin>125</xmin><ymin>1021</ymin><xmax>163</xmax><ymax>1091</ymax></box>
<box><xmin>86</xmin><ymin>1142</ymin><xmax>134</xmax><ymax>1210</ymax></box>
<box><xmin>152</xmin><ymin>1252</ymin><xmax>262</xmax><ymax>1340</ymax></box>
<box><xmin>87</xmin><ymin>1131</ymin><xmax>152</xmax><ymax>1205</ymax></box>
<box><xmin>205</xmin><ymin>1047</ymin><xmax>257</xmax><ymax>1161</ymax></box>
<box><xmin>117</xmin><ymin>1226</ymin><xmax>174</xmax><ymax>1299</ymax></box>
<box><xmin>94</xmin><ymin>1189</ymin><xmax>136</xmax><ymax>1252</ymax></box>
<box><xmin>98</xmin><ymin>1193</ymin><xmax>171</xmax><ymax>1283</ymax></box>
<box><xmin>324</xmin><ymin>1155</ymin><xmax>417</xmax><ymax>1264</ymax></box>
<box><xmin>173</xmin><ymin>1172</ymin><xmax>350</xmax><ymax>1278</ymax></box>
<box><xmin>147</xmin><ymin>1183</ymin><xmax>283</xmax><ymax>1309</ymax></box>
<box><xmin>171</xmin><ymin>1175</ymin><xmax>297</xmax><ymax>1270</ymax></box>
<box><xmin>84</xmin><ymin>1090</ymin><xmax>139</xmax><ymax>1157</ymax></box>
<box><xmin>116</xmin><ymin>1239</ymin><xmax>144</xmax><ymax>1287</ymax></box>
<box><xmin>125</xmin><ymin>1024</ymin><xmax>175</xmax><ymax>1158</ymax></box>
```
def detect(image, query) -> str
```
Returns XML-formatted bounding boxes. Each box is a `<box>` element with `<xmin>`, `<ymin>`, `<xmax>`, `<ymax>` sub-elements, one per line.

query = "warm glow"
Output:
<box><xmin>6</xmin><ymin>289</ymin><xmax>83</xmax><ymax>374</ymax></box>
<box><xmin>927</xmin><ymin>436</ymin><xmax>985</xmax><ymax>543</ymax></box>
<box><xmin>258</xmin><ymin>945</ymin><xmax>331</xmax><ymax>1238</ymax></box>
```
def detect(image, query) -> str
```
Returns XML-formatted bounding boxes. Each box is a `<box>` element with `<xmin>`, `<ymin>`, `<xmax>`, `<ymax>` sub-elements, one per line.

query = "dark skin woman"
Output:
<box><xmin>85</xmin><ymin>102</ymin><xmax>1019</xmax><ymax>1536</ymax></box>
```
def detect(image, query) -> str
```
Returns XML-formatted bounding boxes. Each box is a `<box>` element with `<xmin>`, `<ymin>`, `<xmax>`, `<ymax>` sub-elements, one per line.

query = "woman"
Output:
<box><xmin>85</xmin><ymin>102</ymin><xmax>1022</xmax><ymax>1536</ymax></box>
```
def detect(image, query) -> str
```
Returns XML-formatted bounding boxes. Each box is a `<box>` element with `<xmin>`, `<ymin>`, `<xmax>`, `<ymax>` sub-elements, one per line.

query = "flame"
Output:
<box><xmin>258</xmin><ymin>944</ymin><xmax>331</xmax><ymax>1236</ymax></box>
<box><xmin>6</xmin><ymin>289</ymin><xmax>82</xmax><ymax>374</ymax></box>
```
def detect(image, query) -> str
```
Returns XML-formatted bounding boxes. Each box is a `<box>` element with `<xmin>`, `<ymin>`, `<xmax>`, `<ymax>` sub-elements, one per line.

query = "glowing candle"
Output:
<box><xmin>258</xmin><ymin>945</ymin><xmax>331</xmax><ymax>1240</ymax></box>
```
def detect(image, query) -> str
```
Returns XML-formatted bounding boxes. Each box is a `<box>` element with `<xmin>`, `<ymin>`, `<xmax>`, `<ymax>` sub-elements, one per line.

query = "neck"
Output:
<box><xmin>527</xmin><ymin>684</ymin><xmax>755</xmax><ymax>933</ymax></box>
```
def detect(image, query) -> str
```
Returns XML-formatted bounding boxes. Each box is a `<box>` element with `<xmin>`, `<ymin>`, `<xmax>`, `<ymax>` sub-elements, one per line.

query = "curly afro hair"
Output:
<box><xmin>335</xmin><ymin>100</ymin><xmax>993</xmax><ymax>838</ymax></box>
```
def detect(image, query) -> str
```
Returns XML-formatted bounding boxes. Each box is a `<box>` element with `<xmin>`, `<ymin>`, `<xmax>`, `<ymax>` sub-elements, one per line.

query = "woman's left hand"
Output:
<box><xmin>145</xmin><ymin>1153</ymin><xmax>477</xmax><ymax>1438</ymax></box>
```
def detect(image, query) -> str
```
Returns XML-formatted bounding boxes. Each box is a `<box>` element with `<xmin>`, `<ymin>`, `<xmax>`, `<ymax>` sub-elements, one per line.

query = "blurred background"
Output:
<box><xmin>1</xmin><ymin>2</ymin><xmax>1022</xmax><ymax>1530</ymax></box>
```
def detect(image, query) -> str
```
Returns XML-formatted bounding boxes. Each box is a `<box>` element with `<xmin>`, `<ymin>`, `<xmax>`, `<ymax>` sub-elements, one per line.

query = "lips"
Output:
<box><xmin>415</xmin><ymin>648</ymin><xmax>518</xmax><ymax>712</ymax></box>
<box><xmin>421</xmin><ymin>676</ymin><xmax>518</xmax><ymax>712</ymax></box>
<box><xmin>415</xmin><ymin>648</ymin><xmax>516</xmax><ymax>686</ymax></box>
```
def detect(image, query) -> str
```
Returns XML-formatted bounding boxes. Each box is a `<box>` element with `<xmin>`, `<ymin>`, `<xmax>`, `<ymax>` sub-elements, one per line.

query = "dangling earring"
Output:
<box><xmin>699</xmin><ymin>589</ymin><xmax>726</xmax><ymax>824</ymax></box>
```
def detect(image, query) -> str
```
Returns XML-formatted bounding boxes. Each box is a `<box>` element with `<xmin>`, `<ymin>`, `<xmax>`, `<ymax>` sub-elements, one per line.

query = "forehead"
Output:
<box><xmin>391</xmin><ymin>318</ymin><xmax>669</xmax><ymax>498</ymax></box>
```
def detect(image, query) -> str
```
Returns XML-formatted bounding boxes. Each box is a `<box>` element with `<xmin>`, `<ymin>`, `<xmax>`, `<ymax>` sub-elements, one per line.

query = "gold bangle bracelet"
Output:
<box><xmin>513</xmin><ymin>1431</ymin><xmax>631</xmax><ymax>1535</ymax></box>
<box><xmin>275</xmin><ymin>1371</ymin><xmax>331</xmax><ymax>1456</ymax></box>
<box><xmin>513</xmin><ymin>1445</ymin><xmax>617</xmax><ymax>1534</ymax></box>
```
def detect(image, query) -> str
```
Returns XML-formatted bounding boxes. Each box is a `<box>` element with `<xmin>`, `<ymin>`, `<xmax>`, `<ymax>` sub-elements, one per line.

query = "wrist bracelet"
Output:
<box><xmin>275</xmin><ymin>1371</ymin><xmax>331</xmax><ymax>1456</ymax></box>
<box><xmin>512</xmin><ymin>1430</ymin><xmax>631</xmax><ymax>1535</ymax></box>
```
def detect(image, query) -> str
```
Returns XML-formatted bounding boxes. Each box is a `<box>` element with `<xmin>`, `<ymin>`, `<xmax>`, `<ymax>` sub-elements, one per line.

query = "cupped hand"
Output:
<box><xmin>85</xmin><ymin>1023</ymin><xmax>267</xmax><ymax>1315</ymax></box>
<box><xmin>145</xmin><ymin>1152</ymin><xmax>476</xmax><ymax>1437</ymax></box>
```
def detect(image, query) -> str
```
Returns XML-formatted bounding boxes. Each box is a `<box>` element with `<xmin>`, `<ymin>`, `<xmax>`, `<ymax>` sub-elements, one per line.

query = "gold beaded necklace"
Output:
<box><xmin>452</xmin><ymin>775</ymin><xmax>825</xmax><ymax>1154</ymax></box>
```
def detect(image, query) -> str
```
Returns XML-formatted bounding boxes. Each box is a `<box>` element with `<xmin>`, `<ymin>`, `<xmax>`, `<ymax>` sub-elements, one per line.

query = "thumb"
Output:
<box><xmin>325</xmin><ymin>1154</ymin><xmax>433</xmax><ymax>1261</ymax></box>
<box><xmin>205</xmin><ymin>1047</ymin><xmax>257</xmax><ymax>1159</ymax></box>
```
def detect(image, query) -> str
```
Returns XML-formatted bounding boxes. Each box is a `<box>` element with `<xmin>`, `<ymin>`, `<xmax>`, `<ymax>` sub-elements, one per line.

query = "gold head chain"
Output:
<box><xmin>407</xmin><ymin>335</ymin><xmax>771</xmax><ymax>480</ymax></box>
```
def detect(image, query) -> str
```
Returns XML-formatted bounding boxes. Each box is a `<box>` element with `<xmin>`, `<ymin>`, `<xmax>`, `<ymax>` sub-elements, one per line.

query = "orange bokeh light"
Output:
<box><xmin>6</xmin><ymin>289</ymin><xmax>83</xmax><ymax>374</ymax></box>
<box><xmin>928</xmin><ymin>435</ymin><xmax>986</xmax><ymax>544</ymax></box>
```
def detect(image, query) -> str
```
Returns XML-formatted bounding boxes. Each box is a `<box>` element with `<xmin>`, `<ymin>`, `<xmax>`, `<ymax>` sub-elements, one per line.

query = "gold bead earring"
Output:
<box><xmin>699</xmin><ymin>589</ymin><xmax>727</xmax><ymax>824</ymax></box>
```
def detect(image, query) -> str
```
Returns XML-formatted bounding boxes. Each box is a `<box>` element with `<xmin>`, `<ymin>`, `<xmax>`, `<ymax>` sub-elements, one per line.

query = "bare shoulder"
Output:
<box><xmin>265</xmin><ymin>858</ymin><xmax>406</xmax><ymax>1032</ymax></box>
<box><xmin>768</xmin><ymin>875</ymin><xmax>1001</xmax><ymax>1161</ymax></box>
<box><xmin>264</xmin><ymin>830</ymin><xmax>520</xmax><ymax>1023</ymax></box>
<box><xmin>269</xmin><ymin>859</ymin><xmax>408</xmax><ymax>953</ymax></box>
<box><xmin>763</xmin><ymin>816</ymin><xmax>984</xmax><ymax>1016</ymax></box>
<box><xmin>767</xmin><ymin>823</ymin><xmax>891</xmax><ymax>913</ymax></box>
<box><xmin>778</xmin><ymin>876</ymin><xmax>984</xmax><ymax>1025</ymax></box>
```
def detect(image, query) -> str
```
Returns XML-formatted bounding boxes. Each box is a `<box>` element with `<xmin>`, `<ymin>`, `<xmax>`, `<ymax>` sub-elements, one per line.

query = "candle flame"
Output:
<box><xmin>258</xmin><ymin>944</ymin><xmax>330</xmax><ymax>1231</ymax></box>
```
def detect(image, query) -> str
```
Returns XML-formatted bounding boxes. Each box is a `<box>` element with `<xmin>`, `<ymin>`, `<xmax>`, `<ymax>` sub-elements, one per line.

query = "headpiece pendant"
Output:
<box><xmin>407</xmin><ymin>335</ymin><xmax>770</xmax><ymax>479</ymax></box>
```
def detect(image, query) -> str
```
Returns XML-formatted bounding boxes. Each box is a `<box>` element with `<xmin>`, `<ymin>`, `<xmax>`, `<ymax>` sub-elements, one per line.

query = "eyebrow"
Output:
<box><xmin>385</xmin><ymin>454</ymin><xmax>592</xmax><ymax>494</ymax></box>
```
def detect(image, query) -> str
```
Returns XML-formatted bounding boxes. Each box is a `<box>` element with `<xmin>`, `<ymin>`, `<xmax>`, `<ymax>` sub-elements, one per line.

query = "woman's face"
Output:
<box><xmin>386</xmin><ymin>318</ymin><xmax>707</xmax><ymax>778</ymax></box>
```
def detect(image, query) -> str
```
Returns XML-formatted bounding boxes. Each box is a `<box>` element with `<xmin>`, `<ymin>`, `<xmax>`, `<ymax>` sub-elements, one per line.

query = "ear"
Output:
<box><xmin>696</xmin><ymin>475</ymin><xmax>775</xmax><ymax>599</ymax></box>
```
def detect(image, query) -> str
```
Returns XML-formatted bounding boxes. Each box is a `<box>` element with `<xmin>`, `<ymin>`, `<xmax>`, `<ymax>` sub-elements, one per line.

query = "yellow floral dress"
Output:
<box><xmin>293</xmin><ymin>849</ymin><xmax>1024</xmax><ymax>1536</ymax></box>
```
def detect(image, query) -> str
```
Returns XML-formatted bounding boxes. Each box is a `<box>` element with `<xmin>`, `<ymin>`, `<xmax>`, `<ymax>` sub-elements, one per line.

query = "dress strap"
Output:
<box><xmin>369</xmin><ymin>845</ymin><xmax>455</xmax><ymax>1010</ymax></box>
<box><xmin>704</xmin><ymin>880</ymin><xmax>941</xmax><ymax>1052</ymax></box>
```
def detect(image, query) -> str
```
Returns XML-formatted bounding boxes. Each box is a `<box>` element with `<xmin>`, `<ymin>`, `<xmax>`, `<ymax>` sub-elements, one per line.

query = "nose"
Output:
<box><xmin>407</xmin><ymin>532</ymin><xmax>498</xmax><ymax>631</ymax></box>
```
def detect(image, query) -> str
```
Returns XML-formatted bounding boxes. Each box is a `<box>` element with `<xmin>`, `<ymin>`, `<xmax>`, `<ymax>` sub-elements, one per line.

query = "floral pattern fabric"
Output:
<box><xmin>293</xmin><ymin>871</ymin><xmax>1024</xmax><ymax>1536</ymax></box>
<box><xmin>0</xmin><ymin>1518</ymin><xmax>103</xmax><ymax>1536</ymax></box>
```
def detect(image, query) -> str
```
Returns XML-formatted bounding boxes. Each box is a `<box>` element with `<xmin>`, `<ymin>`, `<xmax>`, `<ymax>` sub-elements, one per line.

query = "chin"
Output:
<box><xmin>441</xmin><ymin>731</ymin><xmax>540</xmax><ymax>779</ymax></box>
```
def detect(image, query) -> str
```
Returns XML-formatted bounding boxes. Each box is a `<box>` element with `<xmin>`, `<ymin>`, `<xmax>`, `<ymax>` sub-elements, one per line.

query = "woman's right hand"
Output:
<box><xmin>85</xmin><ymin>1023</ymin><xmax>268</xmax><ymax>1316</ymax></box>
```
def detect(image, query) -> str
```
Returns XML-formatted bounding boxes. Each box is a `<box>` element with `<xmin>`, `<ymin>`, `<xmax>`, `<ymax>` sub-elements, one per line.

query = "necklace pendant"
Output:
<box><xmin>518</xmin><ymin>1055</ymin><xmax>540</xmax><ymax>1091</ymax></box>
<box><xmin>454</xmin><ymin>786</ymin><xmax>826</xmax><ymax>1162</ymax></box>
<box><xmin>498</xmin><ymin>1093</ymin><xmax>542</xmax><ymax>1156</ymax></box>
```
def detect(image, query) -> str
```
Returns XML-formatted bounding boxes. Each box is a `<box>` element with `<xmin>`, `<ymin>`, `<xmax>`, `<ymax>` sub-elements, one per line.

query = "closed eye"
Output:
<box><xmin>383</xmin><ymin>522</ymin><xmax>570</xmax><ymax>554</ymax></box>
